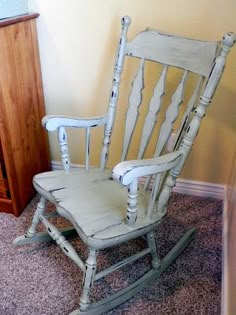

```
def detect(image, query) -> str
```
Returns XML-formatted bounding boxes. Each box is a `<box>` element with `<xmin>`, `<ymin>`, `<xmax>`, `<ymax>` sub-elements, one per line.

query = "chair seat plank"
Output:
<box><xmin>33</xmin><ymin>168</ymin><xmax>163</xmax><ymax>249</ymax></box>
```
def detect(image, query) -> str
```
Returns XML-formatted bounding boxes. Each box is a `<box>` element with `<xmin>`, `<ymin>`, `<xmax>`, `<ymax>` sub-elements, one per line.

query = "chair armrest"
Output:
<box><xmin>112</xmin><ymin>151</ymin><xmax>183</xmax><ymax>186</ymax></box>
<box><xmin>42</xmin><ymin>115</ymin><xmax>108</xmax><ymax>132</ymax></box>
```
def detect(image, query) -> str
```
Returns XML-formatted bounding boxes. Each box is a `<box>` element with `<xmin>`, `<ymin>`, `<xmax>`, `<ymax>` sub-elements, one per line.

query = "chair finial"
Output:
<box><xmin>121</xmin><ymin>16</ymin><xmax>131</xmax><ymax>28</ymax></box>
<box><xmin>222</xmin><ymin>32</ymin><xmax>236</xmax><ymax>48</ymax></box>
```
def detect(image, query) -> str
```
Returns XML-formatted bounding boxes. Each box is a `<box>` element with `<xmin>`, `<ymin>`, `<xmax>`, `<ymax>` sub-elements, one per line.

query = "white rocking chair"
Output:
<box><xmin>14</xmin><ymin>17</ymin><xmax>235</xmax><ymax>314</ymax></box>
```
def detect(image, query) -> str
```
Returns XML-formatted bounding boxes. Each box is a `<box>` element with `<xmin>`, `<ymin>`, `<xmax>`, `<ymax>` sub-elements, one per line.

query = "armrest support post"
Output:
<box><xmin>42</xmin><ymin>115</ymin><xmax>108</xmax><ymax>171</ymax></box>
<box><xmin>127</xmin><ymin>178</ymin><xmax>138</xmax><ymax>226</ymax></box>
<box><xmin>58</xmin><ymin>126</ymin><xmax>70</xmax><ymax>173</ymax></box>
<box><xmin>112</xmin><ymin>151</ymin><xmax>183</xmax><ymax>224</ymax></box>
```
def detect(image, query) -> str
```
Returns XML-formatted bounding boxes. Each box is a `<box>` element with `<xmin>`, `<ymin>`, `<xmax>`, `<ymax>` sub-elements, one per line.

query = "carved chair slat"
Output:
<box><xmin>121</xmin><ymin>59</ymin><xmax>145</xmax><ymax>161</ymax></box>
<box><xmin>173</xmin><ymin>76</ymin><xmax>204</xmax><ymax>151</ymax></box>
<box><xmin>154</xmin><ymin>70</ymin><xmax>188</xmax><ymax>157</ymax></box>
<box><xmin>138</xmin><ymin>64</ymin><xmax>168</xmax><ymax>159</ymax></box>
<box><xmin>146</xmin><ymin>173</ymin><xmax>161</xmax><ymax>218</ymax></box>
<box><xmin>85</xmin><ymin>127</ymin><xmax>91</xmax><ymax>171</ymax></box>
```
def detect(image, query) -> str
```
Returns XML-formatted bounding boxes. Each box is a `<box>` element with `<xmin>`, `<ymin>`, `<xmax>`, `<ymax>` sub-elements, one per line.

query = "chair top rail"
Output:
<box><xmin>125</xmin><ymin>28</ymin><xmax>218</xmax><ymax>77</ymax></box>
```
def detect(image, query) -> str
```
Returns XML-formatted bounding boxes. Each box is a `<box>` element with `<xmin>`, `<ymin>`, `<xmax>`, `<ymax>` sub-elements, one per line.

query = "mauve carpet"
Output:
<box><xmin>0</xmin><ymin>193</ymin><xmax>222</xmax><ymax>315</ymax></box>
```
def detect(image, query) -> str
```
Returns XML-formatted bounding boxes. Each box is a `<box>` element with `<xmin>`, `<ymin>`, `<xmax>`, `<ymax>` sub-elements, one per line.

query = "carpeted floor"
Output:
<box><xmin>0</xmin><ymin>193</ymin><xmax>222</xmax><ymax>315</ymax></box>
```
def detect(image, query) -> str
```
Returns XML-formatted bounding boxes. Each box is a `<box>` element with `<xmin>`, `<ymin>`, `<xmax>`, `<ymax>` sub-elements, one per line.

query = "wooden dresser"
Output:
<box><xmin>0</xmin><ymin>13</ymin><xmax>50</xmax><ymax>216</ymax></box>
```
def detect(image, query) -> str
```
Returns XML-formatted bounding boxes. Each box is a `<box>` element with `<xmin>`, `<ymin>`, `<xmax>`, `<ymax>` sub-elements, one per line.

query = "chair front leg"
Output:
<box><xmin>79</xmin><ymin>248</ymin><xmax>98</xmax><ymax>311</ymax></box>
<box><xmin>25</xmin><ymin>196</ymin><xmax>46</xmax><ymax>238</ymax></box>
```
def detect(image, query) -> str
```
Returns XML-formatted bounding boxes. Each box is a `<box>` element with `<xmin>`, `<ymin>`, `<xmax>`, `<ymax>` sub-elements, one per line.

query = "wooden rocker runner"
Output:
<box><xmin>14</xmin><ymin>16</ymin><xmax>235</xmax><ymax>314</ymax></box>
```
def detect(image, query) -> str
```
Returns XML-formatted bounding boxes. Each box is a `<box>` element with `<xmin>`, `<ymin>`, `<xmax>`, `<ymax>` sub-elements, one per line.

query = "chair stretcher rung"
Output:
<box><xmin>95</xmin><ymin>248</ymin><xmax>151</xmax><ymax>281</ymax></box>
<box><xmin>13</xmin><ymin>226</ymin><xmax>77</xmax><ymax>246</ymax></box>
<box><xmin>39</xmin><ymin>215</ymin><xmax>85</xmax><ymax>272</ymax></box>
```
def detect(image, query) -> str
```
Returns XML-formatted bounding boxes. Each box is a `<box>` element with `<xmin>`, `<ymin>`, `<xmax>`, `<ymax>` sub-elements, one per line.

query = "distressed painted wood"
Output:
<box><xmin>70</xmin><ymin>228</ymin><xmax>196</xmax><ymax>315</ymax></box>
<box><xmin>79</xmin><ymin>249</ymin><xmax>98</xmax><ymax>311</ymax></box>
<box><xmin>13</xmin><ymin>226</ymin><xmax>77</xmax><ymax>246</ymax></box>
<box><xmin>121</xmin><ymin>59</ymin><xmax>145</xmax><ymax>161</ymax></box>
<box><xmin>100</xmin><ymin>16</ymin><xmax>131</xmax><ymax>169</ymax></box>
<box><xmin>146</xmin><ymin>173</ymin><xmax>161</xmax><ymax>218</ymax></box>
<box><xmin>43</xmin><ymin>115</ymin><xmax>107</xmax><ymax>170</ymax></box>
<box><xmin>155</xmin><ymin>171</ymin><xmax>178</xmax><ymax>218</ymax></box>
<box><xmin>85</xmin><ymin>128</ymin><xmax>91</xmax><ymax>170</ymax></box>
<box><xmin>42</xmin><ymin>115</ymin><xmax>107</xmax><ymax>132</ymax></box>
<box><xmin>146</xmin><ymin>231</ymin><xmax>161</xmax><ymax>268</ymax></box>
<box><xmin>176</xmin><ymin>33</ymin><xmax>236</xmax><ymax>173</ymax></box>
<box><xmin>40</xmin><ymin>214</ymin><xmax>85</xmax><ymax>272</ymax></box>
<box><xmin>154</xmin><ymin>32</ymin><xmax>236</xmax><ymax>218</ymax></box>
<box><xmin>138</xmin><ymin>65</ymin><xmax>168</xmax><ymax>159</ymax></box>
<box><xmin>145</xmin><ymin>75</ymin><xmax>202</xmax><ymax>194</ymax></box>
<box><xmin>126</xmin><ymin>178</ymin><xmax>138</xmax><ymax>226</ymax></box>
<box><xmin>173</xmin><ymin>76</ymin><xmax>204</xmax><ymax>151</ymax></box>
<box><xmin>32</xmin><ymin>168</ymin><xmax>160</xmax><ymax>249</ymax></box>
<box><xmin>126</xmin><ymin>29</ymin><xmax>218</xmax><ymax>76</ymax></box>
<box><xmin>113</xmin><ymin>151</ymin><xmax>182</xmax><ymax>186</ymax></box>
<box><xmin>95</xmin><ymin>248</ymin><xmax>151</xmax><ymax>281</ymax></box>
<box><xmin>13</xmin><ymin>16</ymin><xmax>236</xmax><ymax>315</ymax></box>
<box><xmin>58</xmin><ymin>126</ymin><xmax>70</xmax><ymax>172</ymax></box>
<box><xmin>25</xmin><ymin>196</ymin><xmax>46</xmax><ymax>237</ymax></box>
<box><xmin>155</xmin><ymin>70</ymin><xmax>188</xmax><ymax>157</ymax></box>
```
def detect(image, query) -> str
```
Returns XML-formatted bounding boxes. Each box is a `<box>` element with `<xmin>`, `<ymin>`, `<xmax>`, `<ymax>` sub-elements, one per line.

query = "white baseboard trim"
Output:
<box><xmin>51</xmin><ymin>160</ymin><xmax>225</xmax><ymax>200</ymax></box>
<box><xmin>173</xmin><ymin>178</ymin><xmax>225</xmax><ymax>200</ymax></box>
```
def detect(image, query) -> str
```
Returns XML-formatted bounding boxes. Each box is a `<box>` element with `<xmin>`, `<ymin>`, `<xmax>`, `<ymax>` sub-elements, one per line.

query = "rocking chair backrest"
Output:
<box><xmin>19</xmin><ymin>18</ymin><xmax>235</xmax><ymax>315</ymax></box>
<box><xmin>52</xmin><ymin>16</ymin><xmax>235</xmax><ymax>220</ymax></box>
<box><xmin>121</xmin><ymin>31</ymin><xmax>217</xmax><ymax>162</ymax></box>
<box><xmin>100</xmin><ymin>16</ymin><xmax>235</xmax><ymax>176</ymax></box>
<box><xmin>98</xmin><ymin>17</ymin><xmax>235</xmax><ymax>221</ymax></box>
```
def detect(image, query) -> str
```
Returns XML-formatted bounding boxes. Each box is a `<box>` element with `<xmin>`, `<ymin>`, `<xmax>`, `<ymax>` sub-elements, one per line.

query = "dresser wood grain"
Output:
<box><xmin>0</xmin><ymin>13</ymin><xmax>50</xmax><ymax>216</ymax></box>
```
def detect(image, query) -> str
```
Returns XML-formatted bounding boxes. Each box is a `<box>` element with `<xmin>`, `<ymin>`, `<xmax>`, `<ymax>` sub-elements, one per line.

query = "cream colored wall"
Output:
<box><xmin>29</xmin><ymin>0</ymin><xmax>236</xmax><ymax>185</ymax></box>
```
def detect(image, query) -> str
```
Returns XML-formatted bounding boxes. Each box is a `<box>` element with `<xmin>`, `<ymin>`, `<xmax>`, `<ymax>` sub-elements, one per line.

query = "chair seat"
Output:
<box><xmin>33</xmin><ymin>168</ymin><xmax>160</xmax><ymax>249</ymax></box>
